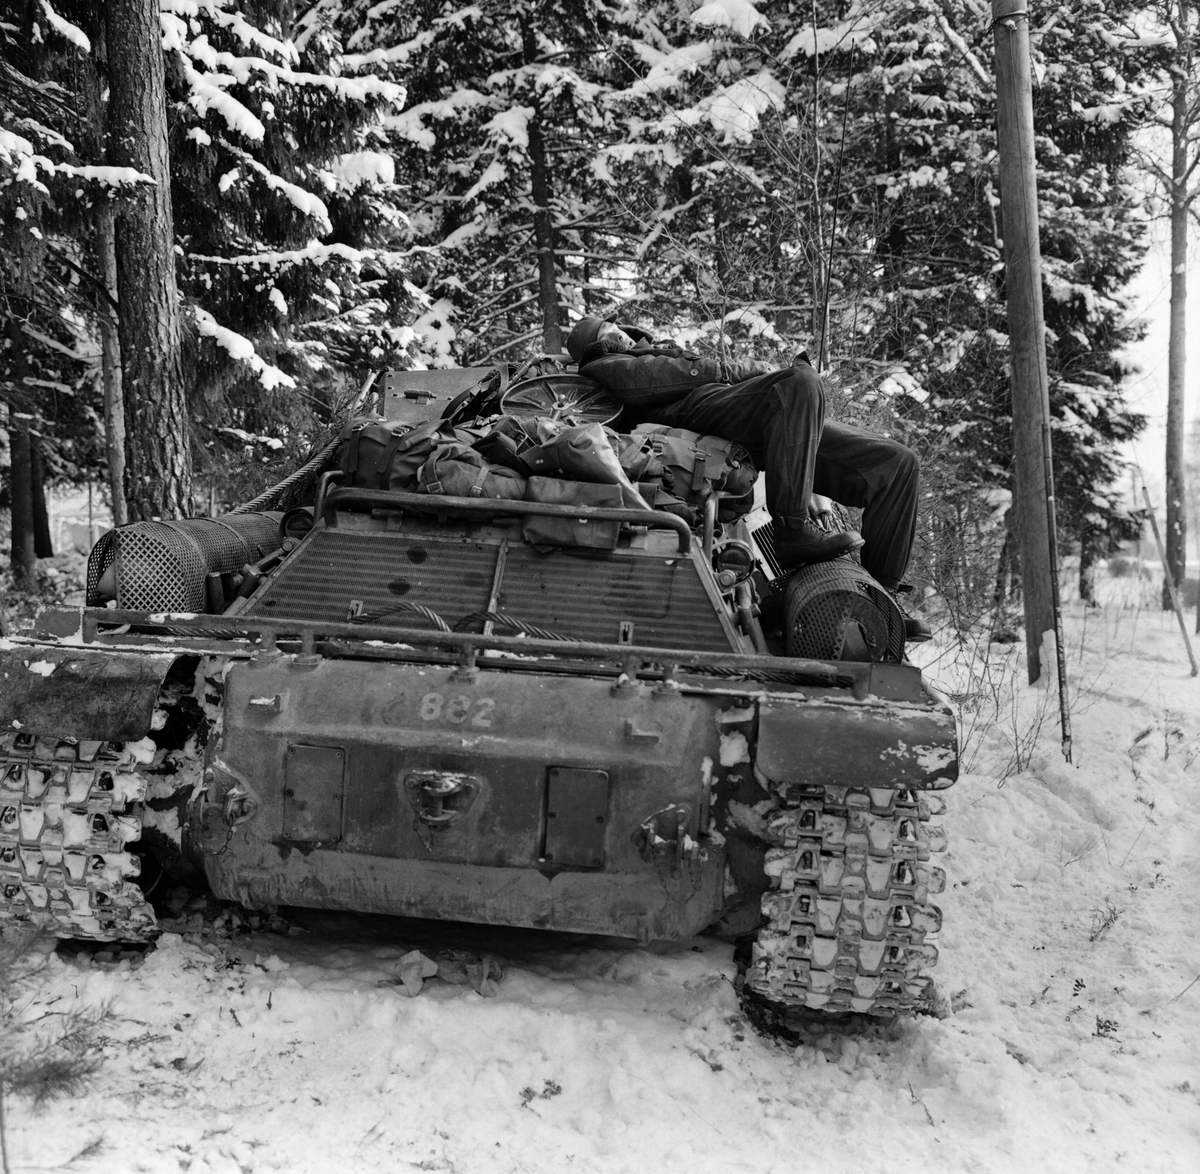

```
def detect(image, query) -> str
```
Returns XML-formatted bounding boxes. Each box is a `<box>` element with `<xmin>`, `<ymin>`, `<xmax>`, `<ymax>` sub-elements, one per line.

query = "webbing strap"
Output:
<box><xmin>345</xmin><ymin>427</ymin><xmax>364</xmax><ymax>478</ymax></box>
<box><xmin>467</xmin><ymin>462</ymin><xmax>489</xmax><ymax>497</ymax></box>
<box><xmin>377</xmin><ymin>431</ymin><xmax>406</xmax><ymax>489</ymax></box>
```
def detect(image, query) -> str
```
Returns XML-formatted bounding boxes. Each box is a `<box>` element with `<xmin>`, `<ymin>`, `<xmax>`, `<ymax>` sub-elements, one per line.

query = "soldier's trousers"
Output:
<box><xmin>637</xmin><ymin>364</ymin><xmax>920</xmax><ymax>589</ymax></box>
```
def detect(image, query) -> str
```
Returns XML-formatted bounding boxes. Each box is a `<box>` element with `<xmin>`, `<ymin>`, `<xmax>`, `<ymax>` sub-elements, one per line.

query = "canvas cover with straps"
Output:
<box><xmin>518</xmin><ymin>423</ymin><xmax>650</xmax><ymax>512</ymax></box>
<box><xmin>521</xmin><ymin>477</ymin><xmax>624</xmax><ymax>550</ymax></box>
<box><xmin>626</xmin><ymin>424</ymin><xmax>757</xmax><ymax>523</ymax></box>
<box><xmin>417</xmin><ymin>443</ymin><xmax>526</xmax><ymax>500</ymax></box>
<box><xmin>472</xmin><ymin>415</ymin><xmax>542</xmax><ymax>473</ymax></box>
<box><xmin>339</xmin><ymin>416</ymin><xmax>452</xmax><ymax>491</ymax></box>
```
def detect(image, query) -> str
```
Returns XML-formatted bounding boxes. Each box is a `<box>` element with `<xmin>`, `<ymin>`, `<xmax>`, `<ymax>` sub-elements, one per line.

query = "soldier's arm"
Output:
<box><xmin>581</xmin><ymin>352</ymin><xmax>727</xmax><ymax>408</ymax></box>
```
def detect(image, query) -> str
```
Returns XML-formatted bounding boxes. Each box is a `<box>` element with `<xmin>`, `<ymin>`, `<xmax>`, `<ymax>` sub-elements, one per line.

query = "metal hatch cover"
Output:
<box><xmin>283</xmin><ymin>744</ymin><xmax>346</xmax><ymax>842</ymax></box>
<box><xmin>544</xmin><ymin>767</ymin><xmax>609</xmax><ymax>868</ymax></box>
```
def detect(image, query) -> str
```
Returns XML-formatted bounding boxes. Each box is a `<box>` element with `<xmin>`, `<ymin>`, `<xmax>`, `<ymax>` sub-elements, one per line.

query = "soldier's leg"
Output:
<box><xmin>642</xmin><ymin>367</ymin><xmax>861</xmax><ymax>564</ymax></box>
<box><xmin>813</xmin><ymin>420</ymin><xmax>919</xmax><ymax>588</ymax></box>
<box><xmin>641</xmin><ymin>367</ymin><xmax>820</xmax><ymax>524</ymax></box>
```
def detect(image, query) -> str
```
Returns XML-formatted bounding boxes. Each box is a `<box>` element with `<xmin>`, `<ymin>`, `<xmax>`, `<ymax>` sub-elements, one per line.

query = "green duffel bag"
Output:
<box><xmin>416</xmin><ymin>442</ymin><xmax>526</xmax><ymax>500</ymax></box>
<box><xmin>520</xmin><ymin>423</ymin><xmax>650</xmax><ymax>513</ymax></box>
<box><xmin>628</xmin><ymin>423</ymin><xmax>758</xmax><ymax>523</ymax></box>
<box><xmin>339</xmin><ymin>415</ymin><xmax>453</xmax><ymax>491</ymax></box>
<box><xmin>521</xmin><ymin>477</ymin><xmax>624</xmax><ymax>549</ymax></box>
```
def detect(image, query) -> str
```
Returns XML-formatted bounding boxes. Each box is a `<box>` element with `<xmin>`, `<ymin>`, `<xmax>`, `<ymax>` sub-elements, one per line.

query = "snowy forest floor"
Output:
<box><xmin>4</xmin><ymin>570</ymin><xmax>1200</xmax><ymax>1174</ymax></box>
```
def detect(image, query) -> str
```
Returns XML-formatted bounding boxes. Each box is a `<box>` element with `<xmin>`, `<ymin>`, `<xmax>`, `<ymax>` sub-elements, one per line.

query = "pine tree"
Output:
<box><xmin>158</xmin><ymin>0</ymin><xmax>409</xmax><ymax>500</ymax></box>
<box><xmin>1</xmin><ymin>0</ymin><xmax>128</xmax><ymax>570</ymax></box>
<box><xmin>1139</xmin><ymin>0</ymin><xmax>1200</xmax><ymax>607</ymax></box>
<box><xmin>344</xmin><ymin>0</ymin><xmax>636</xmax><ymax>362</ymax></box>
<box><xmin>605</xmin><ymin>0</ymin><xmax>1152</xmax><ymax>614</ymax></box>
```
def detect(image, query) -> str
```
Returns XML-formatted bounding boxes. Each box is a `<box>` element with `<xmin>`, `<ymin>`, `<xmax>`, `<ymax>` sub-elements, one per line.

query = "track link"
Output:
<box><xmin>744</xmin><ymin>786</ymin><xmax>947</xmax><ymax>1017</ymax></box>
<box><xmin>0</xmin><ymin>732</ymin><xmax>158</xmax><ymax>941</ymax></box>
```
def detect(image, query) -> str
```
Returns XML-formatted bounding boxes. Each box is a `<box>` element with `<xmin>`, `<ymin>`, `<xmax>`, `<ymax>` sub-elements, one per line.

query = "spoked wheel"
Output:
<box><xmin>500</xmin><ymin>374</ymin><xmax>622</xmax><ymax>426</ymax></box>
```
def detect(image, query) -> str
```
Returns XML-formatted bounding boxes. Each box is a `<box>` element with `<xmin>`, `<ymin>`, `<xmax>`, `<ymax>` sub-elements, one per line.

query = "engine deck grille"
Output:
<box><xmin>243</xmin><ymin>524</ymin><xmax>737</xmax><ymax>653</ymax></box>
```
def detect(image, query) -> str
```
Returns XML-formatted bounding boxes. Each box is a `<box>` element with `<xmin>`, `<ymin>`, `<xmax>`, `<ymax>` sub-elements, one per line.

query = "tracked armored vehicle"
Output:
<box><xmin>0</xmin><ymin>363</ymin><xmax>956</xmax><ymax>1021</ymax></box>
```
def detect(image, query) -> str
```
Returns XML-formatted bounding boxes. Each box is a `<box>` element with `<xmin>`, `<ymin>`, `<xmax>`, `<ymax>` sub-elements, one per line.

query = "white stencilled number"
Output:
<box><xmin>445</xmin><ymin>695</ymin><xmax>472</xmax><ymax>724</ymax></box>
<box><xmin>418</xmin><ymin>693</ymin><xmax>497</xmax><ymax>726</ymax></box>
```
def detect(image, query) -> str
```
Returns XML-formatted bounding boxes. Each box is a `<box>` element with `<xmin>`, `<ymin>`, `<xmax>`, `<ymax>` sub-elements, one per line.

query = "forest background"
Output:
<box><xmin>0</xmin><ymin>0</ymin><xmax>1192</xmax><ymax>630</ymax></box>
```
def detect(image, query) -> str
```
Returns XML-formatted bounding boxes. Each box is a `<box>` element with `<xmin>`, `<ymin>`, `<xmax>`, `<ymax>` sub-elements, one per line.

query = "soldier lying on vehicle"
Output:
<box><xmin>566</xmin><ymin>316</ymin><xmax>928</xmax><ymax>640</ymax></box>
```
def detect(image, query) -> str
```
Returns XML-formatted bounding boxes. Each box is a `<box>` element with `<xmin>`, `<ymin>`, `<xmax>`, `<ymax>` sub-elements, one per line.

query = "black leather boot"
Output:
<box><xmin>775</xmin><ymin>521</ymin><xmax>864</xmax><ymax>569</ymax></box>
<box><xmin>889</xmin><ymin>584</ymin><xmax>932</xmax><ymax>642</ymax></box>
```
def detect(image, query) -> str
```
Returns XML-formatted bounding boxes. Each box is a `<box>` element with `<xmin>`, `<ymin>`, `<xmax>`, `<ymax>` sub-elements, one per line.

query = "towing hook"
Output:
<box><xmin>404</xmin><ymin>771</ymin><xmax>480</xmax><ymax>828</ymax></box>
<box><xmin>634</xmin><ymin>803</ymin><xmax>699</xmax><ymax>878</ymax></box>
<box><xmin>223</xmin><ymin>787</ymin><xmax>259</xmax><ymax>828</ymax></box>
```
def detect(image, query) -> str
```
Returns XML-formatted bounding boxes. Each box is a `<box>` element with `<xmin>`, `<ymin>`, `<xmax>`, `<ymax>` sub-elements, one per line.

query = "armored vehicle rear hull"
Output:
<box><xmin>1</xmin><ymin>365</ymin><xmax>957</xmax><ymax>1021</ymax></box>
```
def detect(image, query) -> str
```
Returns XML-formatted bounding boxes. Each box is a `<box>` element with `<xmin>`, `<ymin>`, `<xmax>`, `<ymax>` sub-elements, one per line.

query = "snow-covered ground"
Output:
<box><xmin>5</xmin><ymin>571</ymin><xmax>1200</xmax><ymax>1174</ymax></box>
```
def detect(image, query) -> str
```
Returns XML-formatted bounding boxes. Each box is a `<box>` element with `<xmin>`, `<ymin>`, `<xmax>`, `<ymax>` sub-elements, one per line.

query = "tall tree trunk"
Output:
<box><xmin>97</xmin><ymin>204</ymin><xmax>127</xmax><ymax>527</ymax></box>
<box><xmin>6</xmin><ymin>315</ymin><xmax>36</xmax><ymax>588</ymax></box>
<box><xmin>993</xmin><ymin>525</ymin><xmax>1012</xmax><ymax>606</ymax></box>
<box><xmin>106</xmin><ymin>0</ymin><xmax>192</xmax><ymax>521</ymax></box>
<box><xmin>30</xmin><ymin>439</ymin><xmax>52</xmax><ymax>558</ymax></box>
<box><xmin>523</xmin><ymin>22</ymin><xmax>561</xmax><ymax>354</ymax></box>
<box><xmin>527</xmin><ymin>113</ymin><xmax>561</xmax><ymax>354</ymax></box>
<box><xmin>1164</xmin><ymin>21</ymin><xmax>1190</xmax><ymax>608</ymax></box>
<box><xmin>1079</xmin><ymin>536</ymin><xmax>1097</xmax><ymax>608</ymax></box>
<box><xmin>85</xmin><ymin>5</ymin><xmax>129</xmax><ymax>528</ymax></box>
<box><xmin>878</xmin><ymin>91</ymin><xmax>908</xmax><ymax>362</ymax></box>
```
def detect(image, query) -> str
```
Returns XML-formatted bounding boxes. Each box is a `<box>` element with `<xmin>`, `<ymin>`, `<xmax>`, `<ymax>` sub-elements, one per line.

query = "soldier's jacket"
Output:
<box><xmin>580</xmin><ymin>342</ymin><xmax>775</xmax><ymax>410</ymax></box>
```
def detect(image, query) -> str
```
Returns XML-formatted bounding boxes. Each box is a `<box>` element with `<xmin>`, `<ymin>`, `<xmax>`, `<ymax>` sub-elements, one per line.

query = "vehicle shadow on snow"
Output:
<box><xmin>256</xmin><ymin>906</ymin><xmax>910</xmax><ymax>1047</ymax></box>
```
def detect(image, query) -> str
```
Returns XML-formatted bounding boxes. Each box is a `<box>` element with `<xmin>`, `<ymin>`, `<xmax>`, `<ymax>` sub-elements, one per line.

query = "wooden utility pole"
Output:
<box><xmin>991</xmin><ymin>1</ymin><xmax>1062</xmax><ymax>688</ymax></box>
<box><xmin>1164</xmin><ymin>0</ymin><xmax>1195</xmax><ymax>609</ymax></box>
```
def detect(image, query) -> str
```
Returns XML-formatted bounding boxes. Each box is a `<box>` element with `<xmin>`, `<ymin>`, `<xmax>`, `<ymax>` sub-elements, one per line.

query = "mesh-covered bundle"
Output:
<box><xmin>784</xmin><ymin>561</ymin><xmax>905</xmax><ymax>664</ymax></box>
<box><xmin>87</xmin><ymin>514</ymin><xmax>282</xmax><ymax>612</ymax></box>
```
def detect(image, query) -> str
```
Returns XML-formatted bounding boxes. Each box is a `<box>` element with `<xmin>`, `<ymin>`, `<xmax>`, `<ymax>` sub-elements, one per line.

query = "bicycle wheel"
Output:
<box><xmin>500</xmin><ymin>374</ymin><xmax>621</xmax><ymax>426</ymax></box>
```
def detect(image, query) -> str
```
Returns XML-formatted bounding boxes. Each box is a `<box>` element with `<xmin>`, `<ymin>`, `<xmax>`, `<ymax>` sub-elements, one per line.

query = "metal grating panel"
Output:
<box><xmin>498</xmin><ymin>545</ymin><xmax>732</xmax><ymax>651</ymax></box>
<box><xmin>748</xmin><ymin>516</ymin><xmax>784</xmax><ymax>580</ymax></box>
<box><xmin>244</xmin><ymin>530</ymin><xmax>496</xmax><ymax>628</ymax></box>
<box><xmin>244</xmin><ymin>527</ymin><xmax>737</xmax><ymax>652</ymax></box>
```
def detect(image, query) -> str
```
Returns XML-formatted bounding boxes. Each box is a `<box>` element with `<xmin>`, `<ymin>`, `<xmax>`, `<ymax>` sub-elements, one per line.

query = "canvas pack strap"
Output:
<box><xmin>344</xmin><ymin>424</ymin><xmax>366</xmax><ymax>479</ymax></box>
<box><xmin>376</xmin><ymin>426</ymin><xmax>412</xmax><ymax>490</ymax></box>
<box><xmin>469</xmin><ymin>461</ymin><xmax>491</xmax><ymax>497</ymax></box>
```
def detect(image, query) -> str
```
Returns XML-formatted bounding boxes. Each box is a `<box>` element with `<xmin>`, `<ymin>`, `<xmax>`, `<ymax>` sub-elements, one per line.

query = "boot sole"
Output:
<box><xmin>777</xmin><ymin>536</ymin><xmax>864</xmax><ymax>568</ymax></box>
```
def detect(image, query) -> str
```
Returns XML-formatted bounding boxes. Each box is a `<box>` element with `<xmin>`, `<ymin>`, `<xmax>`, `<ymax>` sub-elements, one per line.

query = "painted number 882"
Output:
<box><xmin>418</xmin><ymin>693</ymin><xmax>496</xmax><ymax>727</ymax></box>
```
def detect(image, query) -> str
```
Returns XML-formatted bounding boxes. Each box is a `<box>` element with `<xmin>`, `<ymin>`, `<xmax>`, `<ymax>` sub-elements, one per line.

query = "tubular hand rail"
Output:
<box><xmin>320</xmin><ymin>486</ymin><xmax>693</xmax><ymax>555</ymax></box>
<box><xmin>77</xmin><ymin>607</ymin><xmax>863</xmax><ymax>690</ymax></box>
